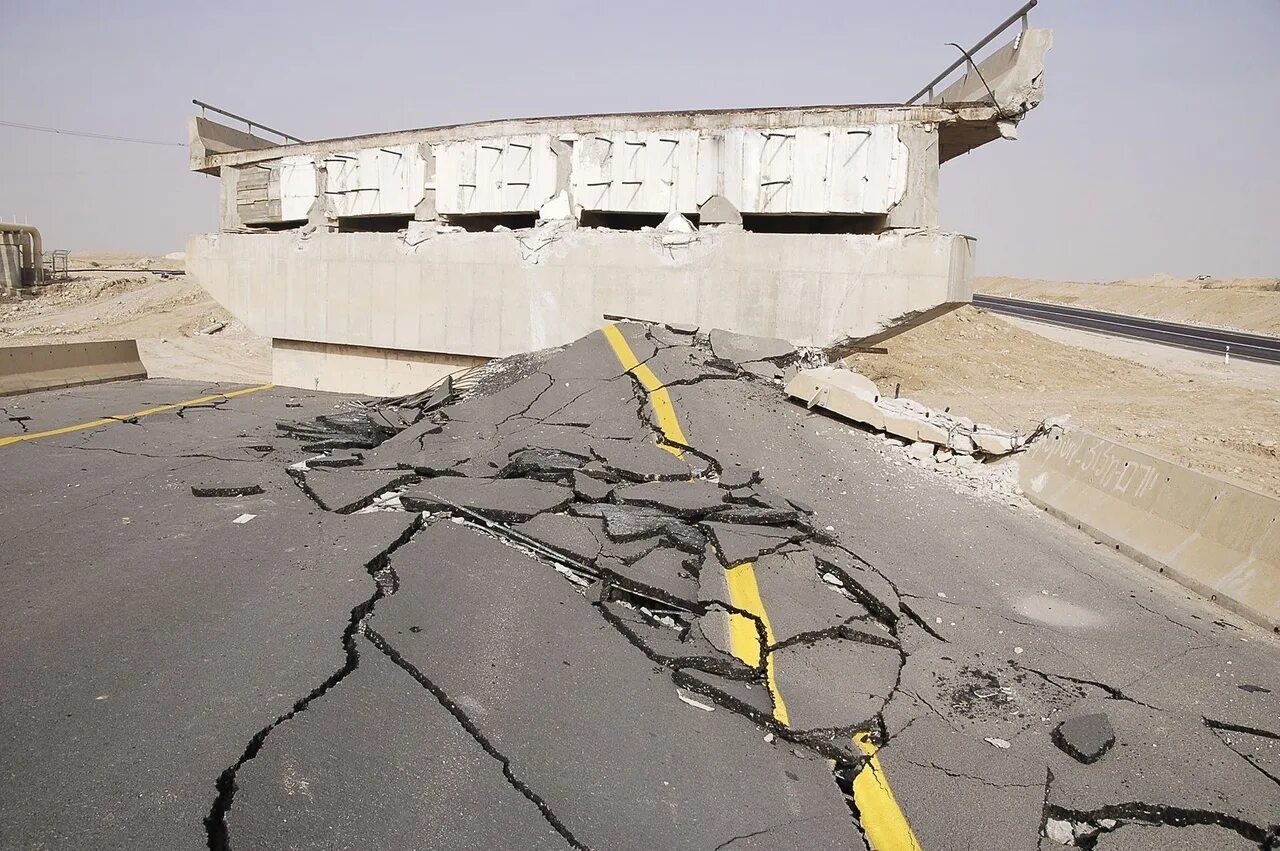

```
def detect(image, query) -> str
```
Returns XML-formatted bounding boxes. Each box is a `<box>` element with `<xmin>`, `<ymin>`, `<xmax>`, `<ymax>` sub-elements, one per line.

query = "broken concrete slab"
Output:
<box><xmin>787</xmin><ymin>365</ymin><xmax>1026</xmax><ymax>457</ymax></box>
<box><xmin>229</xmin><ymin>640</ymin><xmax>572</xmax><ymax>850</ymax></box>
<box><xmin>613</xmin><ymin>480</ymin><xmax>727</xmax><ymax>518</ymax></box>
<box><xmin>709</xmin><ymin>328</ymin><xmax>796</xmax><ymax>366</ymax></box>
<box><xmin>371</xmin><ymin>522</ymin><xmax>869</xmax><ymax>850</ymax></box>
<box><xmin>1052</xmin><ymin>712</ymin><xmax>1116</xmax><ymax>764</ymax></box>
<box><xmin>400</xmin><ymin>478</ymin><xmax>572</xmax><ymax>522</ymax></box>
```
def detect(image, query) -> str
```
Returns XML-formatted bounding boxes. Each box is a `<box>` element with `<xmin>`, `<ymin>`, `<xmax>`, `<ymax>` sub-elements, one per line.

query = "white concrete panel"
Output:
<box><xmin>325</xmin><ymin>145</ymin><xmax>426</xmax><ymax>218</ymax></box>
<box><xmin>570</xmin><ymin>130</ymin><xmax>700</xmax><ymax>213</ymax></box>
<box><xmin>278</xmin><ymin>156</ymin><xmax>316</xmax><ymax>221</ymax></box>
<box><xmin>434</xmin><ymin>135</ymin><xmax>558</xmax><ymax>215</ymax></box>
<box><xmin>723</xmin><ymin>124</ymin><xmax>908</xmax><ymax>214</ymax></box>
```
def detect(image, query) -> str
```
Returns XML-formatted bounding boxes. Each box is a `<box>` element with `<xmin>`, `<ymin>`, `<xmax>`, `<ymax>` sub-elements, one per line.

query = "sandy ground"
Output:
<box><xmin>980</xmin><ymin>274</ymin><xmax>1280</xmax><ymax>336</ymax></box>
<box><xmin>847</xmin><ymin>305</ymin><xmax>1280</xmax><ymax>497</ymax></box>
<box><xmin>0</xmin><ymin>255</ymin><xmax>270</xmax><ymax>384</ymax></box>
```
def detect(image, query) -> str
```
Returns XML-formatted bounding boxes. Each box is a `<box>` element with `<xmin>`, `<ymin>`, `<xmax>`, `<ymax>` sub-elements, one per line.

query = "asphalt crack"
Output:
<box><xmin>365</xmin><ymin>626</ymin><xmax>593</xmax><ymax>851</ymax></box>
<box><xmin>202</xmin><ymin>515</ymin><xmax>423</xmax><ymax>850</ymax></box>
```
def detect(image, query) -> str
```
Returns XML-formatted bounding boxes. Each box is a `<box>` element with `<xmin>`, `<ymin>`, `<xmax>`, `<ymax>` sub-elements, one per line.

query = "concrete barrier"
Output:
<box><xmin>0</xmin><ymin>340</ymin><xmax>148</xmax><ymax>396</ymax></box>
<box><xmin>1019</xmin><ymin>429</ymin><xmax>1279</xmax><ymax>631</ymax></box>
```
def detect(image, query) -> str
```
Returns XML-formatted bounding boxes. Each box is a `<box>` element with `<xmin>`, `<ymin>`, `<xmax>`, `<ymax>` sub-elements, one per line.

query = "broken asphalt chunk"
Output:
<box><xmin>709</xmin><ymin>328</ymin><xmax>797</xmax><ymax>366</ymax></box>
<box><xmin>571</xmin><ymin>470</ymin><xmax>613</xmax><ymax>502</ymax></box>
<box><xmin>589</xmin><ymin>438</ymin><xmax>689</xmax><ymax>481</ymax></box>
<box><xmin>301</xmin><ymin>468</ymin><xmax>418</xmax><ymax>513</ymax></box>
<box><xmin>599</xmin><ymin>550</ymin><xmax>699</xmax><ymax>607</ymax></box>
<box><xmin>570</xmin><ymin>502</ymin><xmax>705</xmax><ymax>552</ymax></box>
<box><xmin>613</xmin><ymin>480</ymin><xmax>727</xmax><ymax>518</ymax></box>
<box><xmin>770</xmin><ymin>636</ymin><xmax>901</xmax><ymax>732</ymax></box>
<box><xmin>1052</xmin><ymin>712</ymin><xmax>1116</xmax><ymax>764</ymax></box>
<box><xmin>499</xmin><ymin>448</ymin><xmax>587</xmax><ymax>480</ymax></box>
<box><xmin>703</xmin><ymin>521</ymin><xmax>807</xmax><ymax>566</ymax></box>
<box><xmin>191</xmin><ymin>483</ymin><xmax>264</xmax><ymax>498</ymax></box>
<box><xmin>511</xmin><ymin>513</ymin><xmax>605</xmax><ymax>564</ymax></box>
<box><xmin>400</xmin><ymin>478</ymin><xmax>572</xmax><ymax>522</ymax></box>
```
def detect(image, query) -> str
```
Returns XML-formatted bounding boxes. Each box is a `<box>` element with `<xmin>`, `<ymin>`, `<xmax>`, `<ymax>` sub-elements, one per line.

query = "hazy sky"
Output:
<box><xmin>2</xmin><ymin>0</ymin><xmax>1277</xmax><ymax>280</ymax></box>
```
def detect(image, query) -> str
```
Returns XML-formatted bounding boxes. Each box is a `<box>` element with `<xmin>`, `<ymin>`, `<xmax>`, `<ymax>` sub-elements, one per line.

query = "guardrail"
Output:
<box><xmin>191</xmin><ymin>99</ymin><xmax>304</xmax><ymax>145</ymax></box>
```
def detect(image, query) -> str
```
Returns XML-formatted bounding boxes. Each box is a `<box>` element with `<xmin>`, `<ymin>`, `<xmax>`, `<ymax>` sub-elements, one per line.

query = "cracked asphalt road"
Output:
<box><xmin>1</xmin><ymin>326</ymin><xmax>1277</xmax><ymax>850</ymax></box>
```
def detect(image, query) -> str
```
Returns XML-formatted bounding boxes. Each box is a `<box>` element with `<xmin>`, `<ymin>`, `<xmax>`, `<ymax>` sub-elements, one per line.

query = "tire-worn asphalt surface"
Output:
<box><xmin>1</xmin><ymin>324</ymin><xmax>1277</xmax><ymax>850</ymax></box>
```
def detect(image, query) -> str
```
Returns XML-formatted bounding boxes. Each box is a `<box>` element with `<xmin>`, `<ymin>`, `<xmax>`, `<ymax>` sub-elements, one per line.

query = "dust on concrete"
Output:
<box><xmin>845</xmin><ymin>305</ymin><xmax>1280</xmax><ymax>497</ymax></box>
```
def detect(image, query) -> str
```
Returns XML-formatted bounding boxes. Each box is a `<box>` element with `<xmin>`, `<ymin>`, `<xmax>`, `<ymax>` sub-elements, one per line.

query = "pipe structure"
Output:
<box><xmin>0</xmin><ymin>224</ymin><xmax>43</xmax><ymax>286</ymax></box>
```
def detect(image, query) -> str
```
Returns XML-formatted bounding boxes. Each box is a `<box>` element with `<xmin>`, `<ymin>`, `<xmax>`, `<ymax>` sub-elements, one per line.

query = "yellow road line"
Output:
<box><xmin>0</xmin><ymin>383</ymin><xmax>276</xmax><ymax>448</ymax></box>
<box><xmin>854</xmin><ymin>733</ymin><xmax>924</xmax><ymax>851</ymax></box>
<box><xmin>724</xmin><ymin>562</ymin><xmax>791</xmax><ymax>726</ymax></box>
<box><xmin>600</xmin><ymin>324</ymin><xmax>688</xmax><ymax>457</ymax></box>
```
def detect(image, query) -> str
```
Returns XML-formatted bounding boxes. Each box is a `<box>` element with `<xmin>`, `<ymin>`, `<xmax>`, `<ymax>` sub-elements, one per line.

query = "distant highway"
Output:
<box><xmin>973</xmin><ymin>293</ymin><xmax>1280</xmax><ymax>365</ymax></box>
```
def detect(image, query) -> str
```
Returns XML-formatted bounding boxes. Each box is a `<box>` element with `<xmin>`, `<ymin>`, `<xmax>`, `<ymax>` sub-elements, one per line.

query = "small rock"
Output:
<box><xmin>984</xmin><ymin>737</ymin><xmax>1011</xmax><ymax>749</ymax></box>
<box><xmin>1044</xmin><ymin>818</ymin><xmax>1075</xmax><ymax>845</ymax></box>
<box><xmin>908</xmin><ymin>441</ymin><xmax>935</xmax><ymax>461</ymax></box>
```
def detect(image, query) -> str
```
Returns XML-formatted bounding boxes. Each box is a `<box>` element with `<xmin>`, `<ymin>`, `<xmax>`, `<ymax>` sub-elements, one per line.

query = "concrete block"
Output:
<box><xmin>0</xmin><ymin>340</ymin><xmax>147</xmax><ymax>397</ymax></box>
<box><xmin>1019</xmin><ymin>429</ymin><xmax>1280</xmax><ymax>632</ymax></box>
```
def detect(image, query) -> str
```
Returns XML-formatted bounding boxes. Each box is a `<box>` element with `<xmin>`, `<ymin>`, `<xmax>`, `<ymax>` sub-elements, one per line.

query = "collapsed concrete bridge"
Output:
<box><xmin>187</xmin><ymin>14</ymin><xmax>1052</xmax><ymax>395</ymax></box>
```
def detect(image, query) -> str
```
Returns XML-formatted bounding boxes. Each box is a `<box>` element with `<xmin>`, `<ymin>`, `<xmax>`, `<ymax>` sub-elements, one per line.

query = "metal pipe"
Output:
<box><xmin>905</xmin><ymin>0</ymin><xmax>1038</xmax><ymax>105</ymax></box>
<box><xmin>0</xmin><ymin>223</ymin><xmax>42</xmax><ymax>286</ymax></box>
<box><xmin>191</xmin><ymin>99</ymin><xmax>304</xmax><ymax>144</ymax></box>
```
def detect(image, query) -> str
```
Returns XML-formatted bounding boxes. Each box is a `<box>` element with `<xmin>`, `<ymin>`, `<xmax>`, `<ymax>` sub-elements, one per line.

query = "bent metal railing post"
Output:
<box><xmin>905</xmin><ymin>0</ymin><xmax>1038</xmax><ymax>105</ymax></box>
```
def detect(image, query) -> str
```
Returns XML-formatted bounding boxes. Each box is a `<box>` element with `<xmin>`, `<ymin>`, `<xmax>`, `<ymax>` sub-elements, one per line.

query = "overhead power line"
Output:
<box><xmin>0</xmin><ymin>119</ymin><xmax>184</xmax><ymax>147</ymax></box>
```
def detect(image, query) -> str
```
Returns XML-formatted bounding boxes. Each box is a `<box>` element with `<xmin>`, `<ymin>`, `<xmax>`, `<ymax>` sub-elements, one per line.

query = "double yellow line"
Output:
<box><xmin>601</xmin><ymin>322</ymin><xmax>921</xmax><ymax>851</ymax></box>
<box><xmin>0</xmin><ymin>383</ymin><xmax>276</xmax><ymax>449</ymax></box>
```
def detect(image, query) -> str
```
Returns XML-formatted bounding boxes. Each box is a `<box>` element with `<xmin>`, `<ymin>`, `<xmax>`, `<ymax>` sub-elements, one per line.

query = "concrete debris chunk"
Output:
<box><xmin>1052</xmin><ymin>712</ymin><xmax>1116</xmax><ymax>764</ymax></box>
<box><xmin>400</xmin><ymin>478</ymin><xmax>572</xmax><ymax>522</ymax></box>
<box><xmin>709</xmin><ymin>328</ymin><xmax>797</xmax><ymax>366</ymax></box>
<box><xmin>786</xmin><ymin>366</ymin><xmax>1027</xmax><ymax>458</ymax></box>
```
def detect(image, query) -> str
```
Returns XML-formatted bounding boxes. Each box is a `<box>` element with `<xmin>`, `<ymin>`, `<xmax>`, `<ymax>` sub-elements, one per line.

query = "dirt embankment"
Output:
<box><xmin>846</xmin><ymin>306</ymin><xmax>1280</xmax><ymax>497</ymax></box>
<box><xmin>979</xmin><ymin>274</ymin><xmax>1280</xmax><ymax>336</ymax></box>
<box><xmin>0</xmin><ymin>255</ymin><xmax>269</xmax><ymax>384</ymax></box>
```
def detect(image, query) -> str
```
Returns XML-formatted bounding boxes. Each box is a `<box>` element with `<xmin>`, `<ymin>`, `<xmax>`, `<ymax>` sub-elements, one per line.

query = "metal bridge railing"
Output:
<box><xmin>905</xmin><ymin>0</ymin><xmax>1038</xmax><ymax>105</ymax></box>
